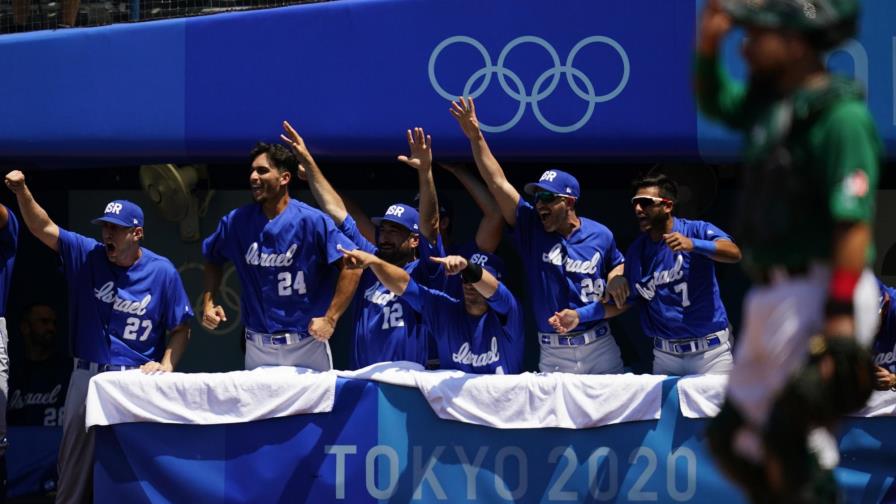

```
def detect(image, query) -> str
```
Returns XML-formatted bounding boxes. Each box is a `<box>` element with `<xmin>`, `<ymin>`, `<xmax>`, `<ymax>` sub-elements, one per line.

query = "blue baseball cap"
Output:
<box><xmin>91</xmin><ymin>200</ymin><xmax>144</xmax><ymax>228</ymax></box>
<box><xmin>468</xmin><ymin>251</ymin><xmax>505</xmax><ymax>280</ymax></box>
<box><xmin>371</xmin><ymin>203</ymin><xmax>419</xmax><ymax>233</ymax></box>
<box><xmin>523</xmin><ymin>169</ymin><xmax>580</xmax><ymax>199</ymax></box>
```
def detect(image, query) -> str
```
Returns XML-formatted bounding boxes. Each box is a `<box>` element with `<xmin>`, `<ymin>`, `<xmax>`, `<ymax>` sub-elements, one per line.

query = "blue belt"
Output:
<box><xmin>539</xmin><ymin>325</ymin><xmax>608</xmax><ymax>347</ymax></box>
<box><xmin>74</xmin><ymin>357</ymin><xmax>139</xmax><ymax>373</ymax></box>
<box><xmin>245</xmin><ymin>329</ymin><xmax>307</xmax><ymax>346</ymax></box>
<box><xmin>654</xmin><ymin>329</ymin><xmax>728</xmax><ymax>355</ymax></box>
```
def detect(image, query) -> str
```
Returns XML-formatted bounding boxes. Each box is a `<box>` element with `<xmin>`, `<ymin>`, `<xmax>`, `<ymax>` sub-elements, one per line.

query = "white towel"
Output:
<box><xmin>86</xmin><ymin>366</ymin><xmax>336</xmax><ymax>427</ymax></box>
<box><xmin>677</xmin><ymin>374</ymin><xmax>728</xmax><ymax>418</ymax></box>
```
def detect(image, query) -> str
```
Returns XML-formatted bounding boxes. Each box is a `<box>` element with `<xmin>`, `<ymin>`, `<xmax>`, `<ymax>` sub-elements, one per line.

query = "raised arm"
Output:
<box><xmin>439</xmin><ymin>163</ymin><xmax>504</xmax><ymax>253</ymax></box>
<box><xmin>340</xmin><ymin>246</ymin><xmax>410</xmax><ymax>295</ymax></box>
<box><xmin>430</xmin><ymin>255</ymin><xmax>499</xmax><ymax>298</ymax></box>
<box><xmin>450</xmin><ymin>97</ymin><xmax>520</xmax><ymax>226</ymax></box>
<box><xmin>281</xmin><ymin>121</ymin><xmax>350</xmax><ymax>225</ymax></box>
<box><xmin>663</xmin><ymin>234</ymin><xmax>743</xmax><ymax>264</ymax></box>
<box><xmin>397</xmin><ymin>127</ymin><xmax>439</xmax><ymax>245</ymax></box>
<box><xmin>4</xmin><ymin>170</ymin><xmax>59</xmax><ymax>252</ymax></box>
<box><xmin>694</xmin><ymin>0</ymin><xmax>748</xmax><ymax>128</ymax></box>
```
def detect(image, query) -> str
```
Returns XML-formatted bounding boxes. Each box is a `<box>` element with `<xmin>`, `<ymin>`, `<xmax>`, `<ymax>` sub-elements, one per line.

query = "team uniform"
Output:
<box><xmin>339</xmin><ymin>214</ymin><xmax>443</xmax><ymax>369</ymax></box>
<box><xmin>623</xmin><ymin>218</ymin><xmax>734</xmax><ymax>375</ymax></box>
<box><xmin>0</xmin><ymin>206</ymin><xmax>17</xmax><ymax>484</ymax></box>
<box><xmin>512</xmin><ymin>196</ymin><xmax>625</xmax><ymax>374</ymax></box>
<box><xmin>8</xmin><ymin>352</ymin><xmax>71</xmax><ymax>426</ymax></box>
<box><xmin>203</xmin><ymin>199</ymin><xmax>355</xmax><ymax>370</ymax></box>
<box><xmin>401</xmin><ymin>256</ymin><xmax>524</xmax><ymax>374</ymax></box>
<box><xmin>697</xmin><ymin>3</ymin><xmax>881</xmax><ymax>499</ymax></box>
<box><xmin>55</xmin><ymin>227</ymin><xmax>193</xmax><ymax>504</ymax></box>
<box><xmin>873</xmin><ymin>281</ymin><xmax>896</xmax><ymax>379</ymax></box>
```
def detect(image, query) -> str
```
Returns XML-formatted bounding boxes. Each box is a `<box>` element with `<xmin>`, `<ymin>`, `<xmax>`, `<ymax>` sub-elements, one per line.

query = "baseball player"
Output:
<box><xmin>451</xmin><ymin>97</ymin><xmax>625</xmax><ymax>374</ymax></box>
<box><xmin>696</xmin><ymin>1</ymin><xmax>881</xmax><ymax>501</ymax></box>
<box><xmin>281</xmin><ymin>122</ymin><xmax>444</xmax><ymax>368</ymax></box>
<box><xmin>5</xmin><ymin>171</ymin><xmax>193</xmax><ymax>504</ymax></box>
<box><xmin>873</xmin><ymin>279</ymin><xmax>896</xmax><ymax>391</ymax></box>
<box><xmin>0</xmin><ymin>202</ymin><xmax>16</xmax><ymax>499</ymax></box>
<box><xmin>341</xmin><ymin>247</ymin><xmax>523</xmax><ymax>374</ymax></box>
<box><xmin>201</xmin><ymin>142</ymin><xmax>360</xmax><ymax>371</ymax></box>
<box><xmin>551</xmin><ymin>174</ymin><xmax>741</xmax><ymax>375</ymax></box>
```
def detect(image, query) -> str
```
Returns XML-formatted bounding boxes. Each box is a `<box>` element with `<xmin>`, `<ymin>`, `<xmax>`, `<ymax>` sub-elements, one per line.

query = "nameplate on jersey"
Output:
<box><xmin>8</xmin><ymin>384</ymin><xmax>62</xmax><ymax>410</ymax></box>
<box><xmin>875</xmin><ymin>341</ymin><xmax>895</xmax><ymax>368</ymax></box>
<box><xmin>94</xmin><ymin>281</ymin><xmax>151</xmax><ymax>315</ymax></box>
<box><xmin>541</xmin><ymin>244</ymin><xmax>601</xmax><ymax>274</ymax></box>
<box><xmin>244</xmin><ymin>242</ymin><xmax>297</xmax><ymax>267</ymax></box>
<box><xmin>452</xmin><ymin>337</ymin><xmax>500</xmax><ymax>368</ymax></box>
<box><xmin>634</xmin><ymin>254</ymin><xmax>684</xmax><ymax>301</ymax></box>
<box><xmin>364</xmin><ymin>283</ymin><xmax>396</xmax><ymax>306</ymax></box>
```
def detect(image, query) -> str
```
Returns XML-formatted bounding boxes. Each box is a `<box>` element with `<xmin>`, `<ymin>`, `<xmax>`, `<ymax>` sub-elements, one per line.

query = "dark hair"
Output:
<box><xmin>633</xmin><ymin>174</ymin><xmax>678</xmax><ymax>202</ymax></box>
<box><xmin>249</xmin><ymin>142</ymin><xmax>298</xmax><ymax>177</ymax></box>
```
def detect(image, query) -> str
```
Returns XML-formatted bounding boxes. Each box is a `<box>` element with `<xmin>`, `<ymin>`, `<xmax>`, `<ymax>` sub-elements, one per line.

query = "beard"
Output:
<box><xmin>377</xmin><ymin>246</ymin><xmax>415</xmax><ymax>266</ymax></box>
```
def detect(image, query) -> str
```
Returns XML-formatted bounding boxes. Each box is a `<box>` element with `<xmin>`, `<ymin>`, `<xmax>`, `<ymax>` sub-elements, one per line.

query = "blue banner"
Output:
<box><xmin>0</xmin><ymin>0</ymin><xmax>893</xmax><ymax>166</ymax></box>
<box><xmin>92</xmin><ymin>377</ymin><xmax>895</xmax><ymax>503</ymax></box>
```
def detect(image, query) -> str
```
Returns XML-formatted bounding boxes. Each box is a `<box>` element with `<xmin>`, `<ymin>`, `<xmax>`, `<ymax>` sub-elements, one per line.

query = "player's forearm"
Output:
<box><xmin>0</xmin><ymin>205</ymin><xmax>8</xmax><ymax>230</ymax></box>
<box><xmin>416</xmin><ymin>163</ymin><xmax>440</xmax><ymax>245</ymax></box>
<box><xmin>303</xmin><ymin>157</ymin><xmax>349</xmax><ymax>225</ymax></box>
<box><xmin>452</xmin><ymin>167</ymin><xmax>504</xmax><ymax>252</ymax></box>
<box><xmin>831</xmin><ymin>222</ymin><xmax>870</xmax><ymax>274</ymax></box>
<box><xmin>343</xmin><ymin>197</ymin><xmax>377</xmax><ymax>245</ymax></box>
<box><xmin>472</xmin><ymin>269</ymin><xmax>499</xmax><ymax>299</ymax></box>
<box><xmin>468</xmin><ymin>136</ymin><xmax>519</xmax><ymax>225</ymax></box>
<box><xmin>369</xmin><ymin>259</ymin><xmax>410</xmax><ymax>296</ymax></box>
<box><xmin>607</xmin><ymin>263</ymin><xmax>625</xmax><ymax>283</ymax></box>
<box><xmin>202</xmin><ymin>263</ymin><xmax>223</xmax><ymax>305</ymax></box>
<box><xmin>325</xmin><ymin>264</ymin><xmax>362</xmax><ymax>322</ymax></box>
<box><xmin>161</xmin><ymin>325</ymin><xmax>190</xmax><ymax>370</ymax></box>
<box><xmin>14</xmin><ymin>186</ymin><xmax>59</xmax><ymax>251</ymax></box>
<box><xmin>709</xmin><ymin>240</ymin><xmax>742</xmax><ymax>263</ymax></box>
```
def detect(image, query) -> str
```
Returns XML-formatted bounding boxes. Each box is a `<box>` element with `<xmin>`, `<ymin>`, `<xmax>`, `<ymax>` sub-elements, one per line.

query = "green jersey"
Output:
<box><xmin>695</xmin><ymin>54</ymin><xmax>882</xmax><ymax>269</ymax></box>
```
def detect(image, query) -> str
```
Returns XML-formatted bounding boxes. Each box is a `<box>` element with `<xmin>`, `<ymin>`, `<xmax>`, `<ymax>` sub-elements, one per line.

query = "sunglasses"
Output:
<box><xmin>534</xmin><ymin>191</ymin><xmax>563</xmax><ymax>204</ymax></box>
<box><xmin>631</xmin><ymin>195</ymin><xmax>672</xmax><ymax>208</ymax></box>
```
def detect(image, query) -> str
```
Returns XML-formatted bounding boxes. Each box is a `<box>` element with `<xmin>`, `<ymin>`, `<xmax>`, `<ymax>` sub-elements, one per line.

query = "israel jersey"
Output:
<box><xmin>874</xmin><ymin>281</ymin><xmax>896</xmax><ymax>374</ymax></box>
<box><xmin>402</xmin><ymin>279</ymin><xmax>523</xmax><ymax>374</ymax></box>
<box><xmin>202</xmin><ymin>199</ymin><xmax>355</xmax><ymax>335</ymax></box>
<box><xmin>340</xmin><ymin>215</ymin><xmax>443</xmax><ymax>369</ymax></box>
<box><xmin>624</xmin><ymin>218</ymin><xmax>731</xmax><ymax>340</ymax></box>
<box><xmin>512</xmin><ymin>199</ymin><xmax>624</xmax><ymax>333</ymax></box>
<box><xmin>0</xmin><ymin>205</ymin><xmax>18</xmax><ymax>317</ymax></box>
<box><xmin>59</xmin><ymin>229</ymin><xmax>193</xmax><ymax>366</ymax></box>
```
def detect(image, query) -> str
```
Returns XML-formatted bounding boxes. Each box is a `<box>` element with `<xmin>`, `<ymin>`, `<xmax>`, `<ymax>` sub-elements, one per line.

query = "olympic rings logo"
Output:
<box><xmin>428</xmin><ymin>35</ymin><xmax>630</xmax><ymax>133</ymax></box>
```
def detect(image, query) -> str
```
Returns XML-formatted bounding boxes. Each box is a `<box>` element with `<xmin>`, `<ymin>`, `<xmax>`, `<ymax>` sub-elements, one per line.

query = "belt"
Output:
<box><xmin>654</xmin><ymin>329</ymin><xmax>729</xmax><ymax>355</ymax></box>
<box><xmin>245</xmin><ymin>328</ymin><xmax>307</xmax><ymax>346</ymax></box>
<box><xmin>74</xmin><ymin>357</ymin><xmax>139</xmax><ymax>373</ymax></box>
<box><xmin>539</xmin><ymin>324</ymin><xmax>609</xmax><ymax>347</ymax></box>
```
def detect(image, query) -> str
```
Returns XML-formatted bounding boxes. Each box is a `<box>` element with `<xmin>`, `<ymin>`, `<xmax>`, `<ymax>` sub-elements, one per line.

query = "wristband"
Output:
<box><xmin>691</xmin><ymin>239</ymin><xmax>717</xmax><ymax>256</ymax></box>
<box><xmin>575</xmin><ymin>302</ymin><xmax>606</xmax><ymax>325</ymax></box>
<box><xmin>461</xmin><ymin>262</ymin><xmax>484</xmax><ymax>284</ymax></box>
<box><xmin>828</xmin><ymin>268</ymin><xmax>860</xmax><ymax>303</ymax></box>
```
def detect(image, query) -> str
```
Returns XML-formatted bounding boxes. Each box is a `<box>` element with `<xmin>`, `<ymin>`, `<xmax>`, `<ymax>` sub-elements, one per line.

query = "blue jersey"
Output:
<box><xmin>339</xmin><ymin>215</ymin><xmax>443</xmax><ymax>369</ymax></box>
<box><xmin>0</xmin><ymin>206</ymin><xmax>18</xmax><ymax>317</ymax></box>
<box><xmin>511</xmin><ymin>199</ymin><xmax>624</xmax><ymax>333</ymax></box>
<box><xmin>402</xmin><ymin>279</ymin><xmax>524</xmax><ymax>374</ymax></box>
<box><xmin>444</xmin><ymin>240</ymin><xmax>481</xmax><ymax>300</ymax></box>
<box><xmin>203</xmin><ymin>199</ymin><xmax>355</xmax><ymax>335</ymax></box>
<box><xmin>873</xmin><ymin>282</ymin><xmax>896</xmax><ymax>374</ymax></box>
<box><xmin>624</xmin><ymin>218</ymin><xmax>731</xmax><ymax>340</ymax></box>
<box><xmin>58</xmin><ymin>229</ymin><xmax>193</xmax><ymax>366</ymax></box>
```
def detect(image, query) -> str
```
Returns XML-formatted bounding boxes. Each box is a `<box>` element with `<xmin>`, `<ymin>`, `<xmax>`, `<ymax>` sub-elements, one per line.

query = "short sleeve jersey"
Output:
<box><xmin>511</xmin><ymin>199</ymin><xmax>624</xmax><ymax>333</ymax></box>
<box><xmin>339</xmin><ymin>215</ymin><xmax>444</xmax><ymax>369</ymax></box>
<box><xmin>202</xmin><ymin>199</ymin><xmax>355</xmax><ymax>334</ymax></box>
<box><xmin>58</xmin><ymin>229</ymin><xmax>193</xmax><ymax>365</ymax></box>
<box><xmin>0</xmin><ymin>206</ymin><xmax>18</xmax><ymax>317</ymax></box>
<box><xmin>402</xmin><ymin>279</ymin><xmax>524</xmax><ymax>374</ymax></box>
<box><xmin>624</xmin><ymin>218</ymin><xmax>731</xmax><ymax>340</ymax></box>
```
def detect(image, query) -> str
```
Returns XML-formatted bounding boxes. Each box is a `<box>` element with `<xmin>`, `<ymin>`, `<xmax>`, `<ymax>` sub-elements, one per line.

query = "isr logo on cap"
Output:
<box><xmin>105</xmin><ymin>202</ymin><xmax>123</xmax><ymax>215</ymax></box>
<box><xmin>385</xmin><ymin>205</ymin><xmax>405</xmax><ymax>217</ymax></box>
<box><xmin>540</xmin><ymin>171</ymin><xmax>557</xmax><ymax>182</ymax></box>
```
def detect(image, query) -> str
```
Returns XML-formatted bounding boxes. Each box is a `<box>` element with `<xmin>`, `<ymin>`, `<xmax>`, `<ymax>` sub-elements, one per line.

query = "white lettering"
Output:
<box><xmin>494</xmin><ymin>447</ymin><xmax>528</xmax><ymax>500</ymax></box>
<box><xmin>873</xmin><ymin>341</ymin><xmax>896</xmax><ymax>367</ymax></box>
<box><xmin>455</xmin><ymin>446</ymin><xmax>488</xmax><ymax>500</ymax></box>
<box><xmin>366</xmin><ymin>445</ymin><xmax>399</xmax><ymax>499</ymax></box>
<box><xmin>634</xmin><ymin>254</ymin><xmax>686</xmax><ymax>301</ymax></box>
<box><xmin>364</xmin><ymin>283</ymin><xmax>396</xmax><ymax>306</ymax></box>
<box><xmin>325</xmin><ymin>445</ymin><xmax>357</xmax><ymax>500</ymax></box>
<box><xmin>452</xmin><ymin>337</ymin><xmax>501</xmax><ymax>369</ymax></box>
<box><xmin>244</xmin><ymin>242</ymin><xmax>297</xmax><ymax>267</ymax></box>
<box><xmin>413</xmin><ymin>446</ymin><xmax>446</xmax><ymax>500</ymax></box>
<box><xmin>540</xmin><ymin>171</ymin><xmax>557</xmax><ymax>182</ymax></box>
<box><xmin>541</xmin><ymin>244</ymin><xmax>601</xmax><ymax>274</ymax></box>
<box><xmin>104</xmin><ymin>202</ymin><xmax>123</xmax><ymax>214</ymax></box>
<box><xmin>8</xmin><ymin>384</ymin><xmax>62</xmax><ymax>410</ymax></box>
<box><xmin>93</xmin><ymin>281</ymin><xmax>151</xmax><ymax>315</ymax></box>
<box><xmin>385</xmin><ymin>205</ymin><xmax>405</xmax><ymax>217</ymax></box>
<box><xmin>470</xmin><ymin>254</ymin><xmax>488</xmax><ymax>266</ymax></box>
